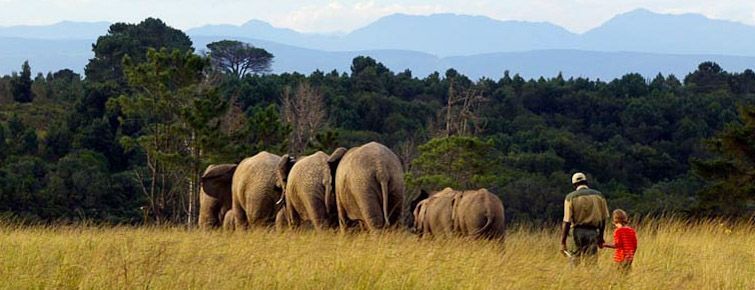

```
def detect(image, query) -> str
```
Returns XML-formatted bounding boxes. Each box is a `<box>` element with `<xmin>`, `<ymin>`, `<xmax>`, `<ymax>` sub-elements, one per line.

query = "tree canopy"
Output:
<box><xmin>0</xmin><ymin>19</ymin><xmax>753</xmax><ymax>224</ymax></box>
<box><xmin>206</xmin><ymin>40</ymin><xmax>274</xmax><ymax>79</ymax></box>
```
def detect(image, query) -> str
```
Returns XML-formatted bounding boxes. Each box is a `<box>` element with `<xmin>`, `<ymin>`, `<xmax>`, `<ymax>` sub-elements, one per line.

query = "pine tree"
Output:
<box><xmin>693</xmin><ymin>106</ymin><xmax>755</xmax><ymax>217</ymax></box>
<box><xmin>11</xmin><ymin>61</ymin><xmax>33</xmax><ymax>103</ymax></box>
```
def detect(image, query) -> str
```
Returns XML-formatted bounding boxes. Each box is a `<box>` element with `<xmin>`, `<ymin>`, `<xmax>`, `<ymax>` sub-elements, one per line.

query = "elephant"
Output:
<box><xmin>411</xmin><ymin>188</ymin><xmax>505</xmax><ymax>240</ymax></box>
<box><xmin>276</xmin><ymin>151</ymin><xmax>340</xmax><ymax>230</ymax></box>
<box><xmin>229</xmin><ymin>151</ymin><xmax>284</xmax><ymax>229</ymax></box>
<box><xmin>330</xmin><ymin>142</ymin><xmax>405</xmax><ymax>231</ymax></box>
<box><xmin>451</xmin><ymin>188</ymin><xmax>506</xmax><ymax>240</ymax></box>
<box><xmin>198</xmin><ymin>164</ymin><xmax>237</xmax><ymax>229</ymax></box>
<box><xmin>410</xmin><ymin>188</ymin><xmax>457</xmax><ymax>237</ymax></box>
<box><xmin>223</xmin><ymin>210</ymin><xmax>236</xmax><ymax>230</ymax></box>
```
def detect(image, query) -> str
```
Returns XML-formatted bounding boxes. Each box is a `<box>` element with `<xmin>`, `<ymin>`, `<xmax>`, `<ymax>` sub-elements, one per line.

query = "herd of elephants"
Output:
<box><xmin>199</xmin><ymin>142</ymin><xmax>506</xmax><ymax>239</ymax></box>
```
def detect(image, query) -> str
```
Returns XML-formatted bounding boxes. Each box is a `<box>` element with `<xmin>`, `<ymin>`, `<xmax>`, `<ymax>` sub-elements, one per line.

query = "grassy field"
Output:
<box><xmin>0</xmin><ymin>219</ymin><xmax>752</xmax><ymax>289</ymax></box>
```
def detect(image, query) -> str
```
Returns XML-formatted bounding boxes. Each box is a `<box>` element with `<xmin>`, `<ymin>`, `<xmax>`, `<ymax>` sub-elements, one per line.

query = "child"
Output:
<box><xmin>601</xmin><ymin>209</ymin><xmax>637</xmax><ymax>271</ymax></box>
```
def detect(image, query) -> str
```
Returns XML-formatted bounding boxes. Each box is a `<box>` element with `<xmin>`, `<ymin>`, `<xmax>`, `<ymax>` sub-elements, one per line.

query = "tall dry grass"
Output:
<box><xmin>0</xmin><ymin>219</ymin><xmax>752</xmax><ymax>289</ymax></box>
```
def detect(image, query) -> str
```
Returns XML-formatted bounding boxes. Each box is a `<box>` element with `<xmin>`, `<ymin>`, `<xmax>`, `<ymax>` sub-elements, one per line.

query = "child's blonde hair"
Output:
<box><xmin>612</xmin><ymin>209</ymin><xmax>629</xmax><ymax>225</ymax></box>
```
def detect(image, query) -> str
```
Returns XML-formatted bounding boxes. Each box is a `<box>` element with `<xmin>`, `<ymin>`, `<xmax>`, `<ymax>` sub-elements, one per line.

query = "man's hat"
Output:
<box><xmin>571</xmin><ymin>172</ymin><xmax>587</xmax><ymax>184</ymax></box>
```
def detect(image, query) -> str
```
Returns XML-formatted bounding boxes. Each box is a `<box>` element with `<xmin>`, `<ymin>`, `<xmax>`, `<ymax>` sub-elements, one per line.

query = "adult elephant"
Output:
<box><xmin>230</xmin><ymin>151</ymin><xmax>283</xmax><ymax>229</ymax></box>
<box><xmin>199</xmin><ymin>164</ymin><xmax>237</xmax><ymax>229</ymax></box>
<box><xmin>330</xmin><ymin>142</ymin><xmax>405</xmax><ymax>231</ymax></box>
<box><xmin>410</xmin><ymin>188</ymin><xmax>457</xmax><ymax>237</ymax></box>
<box><xmin>452</xmin><ymin>188</ymin><xmax>506</xmax><ymax>240</ymax></box>
<box><xmin>276</xmin><ymin>151</ymin><xmax>342</xmax><ymax>230</ymax></box>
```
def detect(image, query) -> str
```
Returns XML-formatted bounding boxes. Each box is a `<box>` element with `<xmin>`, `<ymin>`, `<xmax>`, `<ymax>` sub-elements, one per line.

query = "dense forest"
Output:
<box><xmin>0</xmin><ymin>18</ymin><xmax>752</xmax><ymax>224</ymax></box>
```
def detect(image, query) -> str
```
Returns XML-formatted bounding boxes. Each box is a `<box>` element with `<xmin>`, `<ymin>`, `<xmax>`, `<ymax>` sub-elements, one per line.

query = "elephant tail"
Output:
<box><xmin>324</xmin><ymin>179</ymin><xmax>333</xmax><ymax>215</ymax></box>
<box><xmin>380</xmin><ymin>180</ymin><xmax>391</xmax><ymax>228</ymax></box>
<box><xmin>470</xmin><ymin>203</ymin><xmax>494</xmax><ymax>239</ymax></box>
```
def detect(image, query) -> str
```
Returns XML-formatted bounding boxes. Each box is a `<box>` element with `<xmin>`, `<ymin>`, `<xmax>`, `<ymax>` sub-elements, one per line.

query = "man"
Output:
<box><xmin>560</xmin><ymin>172</ymin><xmax>610</xmax><ymax>265</ymax></box>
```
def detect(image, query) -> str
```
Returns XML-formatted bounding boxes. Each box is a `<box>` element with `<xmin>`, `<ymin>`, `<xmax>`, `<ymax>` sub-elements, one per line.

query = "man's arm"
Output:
<box><xmin>561</xmin><ymin>198</ymin><xmax>572</xmax><ymax>252</ymax></box>
<box><xmin>560</xmin><ymin>221</ymin><xmax>571</xmax><ymax>251</ymax></box>
<box><xmin>597</xmin><ymin>221</ymin><xmax>606</xmax><ymax>246</ymax></box>
<box><xmin>597</xmin><ymin>197</ymin><xmax>609</xmax><ymax>246</ymax></box>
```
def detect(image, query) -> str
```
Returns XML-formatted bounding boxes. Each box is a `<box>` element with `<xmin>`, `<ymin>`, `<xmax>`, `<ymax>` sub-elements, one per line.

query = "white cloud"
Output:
<box><xmin>274</xmin><ymin>1</ymin><xmax>445</xmax><ymax>33</ymax></box>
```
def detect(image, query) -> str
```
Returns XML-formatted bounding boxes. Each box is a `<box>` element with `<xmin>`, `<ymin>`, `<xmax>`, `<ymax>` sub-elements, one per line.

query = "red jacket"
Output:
<box><xmin>613</xmin><ymin>226</ymin><xmax>637</xmax><ymax>263</ymax></box>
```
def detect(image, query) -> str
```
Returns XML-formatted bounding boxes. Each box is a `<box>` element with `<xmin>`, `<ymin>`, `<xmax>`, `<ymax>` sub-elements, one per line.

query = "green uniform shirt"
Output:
<box><xmin>563</xmin><ymin>186</ymin><xmax>609</xmax><ymax>228</ymax></box>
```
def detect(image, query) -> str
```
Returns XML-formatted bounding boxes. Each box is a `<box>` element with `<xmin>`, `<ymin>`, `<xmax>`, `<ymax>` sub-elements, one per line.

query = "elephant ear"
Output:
<box><xmin>451</xmin><ymin>191</ymin><xmax>464</xmax><ymax>230</ymax></box>
<box><xmin>276</xmin><ymin>154</ymin><xmax>296</xmax><ymax>188</ymax></box>
<box><xmin>200</xmin><ymin>164</ymin><xmax>237</xmax><ymax>199</ymax></box>
<box><xmin>412</xmin><ymin>199</ymin><xmax>427</xmax><ymax>233</ymax></box>
<box><xmin>327</xmin><ymin>147</ymin><xmax>347</xmax><ymax>166</ymax></box>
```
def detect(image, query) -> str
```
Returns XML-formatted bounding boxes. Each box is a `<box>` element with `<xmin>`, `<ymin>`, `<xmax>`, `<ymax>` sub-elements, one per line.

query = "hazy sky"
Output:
<box><xmin>1</xmin><ymin>0</ymin><xmax>754</xmax><ymax>33</ymax></box>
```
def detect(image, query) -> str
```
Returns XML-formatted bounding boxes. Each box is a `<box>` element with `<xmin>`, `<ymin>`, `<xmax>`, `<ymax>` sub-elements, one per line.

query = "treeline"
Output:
<box><xmin>0</xmin><ymin>18</ymin><xmax>752</xmax><ymax>224</ymax></box>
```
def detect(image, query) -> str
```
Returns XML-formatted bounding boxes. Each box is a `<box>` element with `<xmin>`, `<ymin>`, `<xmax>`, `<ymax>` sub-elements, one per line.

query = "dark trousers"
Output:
<box><xmin>572</xmin><ymin>226</ymin><xmax>599</xmax><ymax>265</ymax></box>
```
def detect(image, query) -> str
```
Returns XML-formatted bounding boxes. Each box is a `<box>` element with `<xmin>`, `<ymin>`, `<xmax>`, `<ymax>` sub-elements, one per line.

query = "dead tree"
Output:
<box><xmin>443</xmin><ymin>81</ymin><xmax>488</xmax><ymax>137</ymax></box>
<box><xmin>281</xmin><ymin>82</ymin><xmax>326</xmax><ymax>155</ymax></box>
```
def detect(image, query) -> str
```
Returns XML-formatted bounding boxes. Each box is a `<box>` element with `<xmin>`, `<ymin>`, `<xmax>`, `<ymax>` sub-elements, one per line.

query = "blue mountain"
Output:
<box><xmin>5</xmin><ymin>9</ymin><xmax>755</xmax><ymax>80</ymax></box>
<box><xmin>580</xmin><ymin>8</ymin><xmax>755</xmax><ymax>56</ymax></box>
<box><xmin>337</xmin><ymin>13</ymin><xmax>576</xmax><ymax>56</ymax></box>
<box><xmin>0</xmin><ymin>21</ymin><xmax>110</xmax><ymax>39</ymax></box>
<box><xmin>189</xmin><ymin>13</ymin><xmax>576</xmax><ymax>56</ymax></box>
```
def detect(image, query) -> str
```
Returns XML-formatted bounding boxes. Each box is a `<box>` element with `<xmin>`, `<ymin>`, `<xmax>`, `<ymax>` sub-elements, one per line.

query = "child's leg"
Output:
<box><xmin>617</xmin><ymin>261</ymin><xmax>632</xmax><ymax>273</ymax></box>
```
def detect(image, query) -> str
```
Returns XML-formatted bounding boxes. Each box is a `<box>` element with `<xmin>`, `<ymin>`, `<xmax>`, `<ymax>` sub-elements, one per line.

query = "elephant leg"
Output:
<box><xmin>286</xmin><ymin>200</ymin><xmax>301</xmax><ymax>229</ymax></box>
<box><xmin>358</xmin><ymin>193</ymin><xmax>386</xmax><ymax>231</ymax></box>
<box><xmin>360</xmin><ymin>206</ymin><xmax>386</xmax><ymax>231</ymax></box>
<box><xmin>233</xmin><ymin>202</ymin><xmax>248</xmax><ymax>230</ymax></box>
<box><xmin>336</xmin><ymin>193</ymin><xmax>348</xmax><ymax>233</ymax></box>
<box><xmin>304</xmin><ymin>197</ymin><xmax>329</xmax><ymax>231</ymax></box>
<box><xmin>387</xmin><ymin>199</ymin><xmax>403</xmax><ymax>229</ymax></box>
<box><xmin>245</xmin><ymin>195</ymin><xmax>275</xmax><ymax>226</ymax></box>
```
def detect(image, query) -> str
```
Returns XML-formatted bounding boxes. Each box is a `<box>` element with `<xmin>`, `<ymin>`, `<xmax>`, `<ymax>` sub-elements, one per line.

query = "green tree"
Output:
<box><xmin>85</xmin><ymin>18</ymin><xmax>193</xmax><ymax>86</ymax></box>
<box><xmin>11</xmin><ymin>61</ymin><xmax>33</xmax><ymax>103</ymax></box>
<box><xmin>693</xmin><ymin>106</ymin><xmax>755</xmax><ymax>217</ymax></box>
<box><xmin>42</xmin><ymin>123</ymin><xmax>72</xmax><ymax>161</ymax></box>
<box><xmin>0</xmin><ymin>124</ymin><xmax>7</xmax><ymax>161</ymax></box>
<box><xmin>206</xmin><ymin>40</ymin><xmax>274</xmax><ymax>78</ymax></box>
<box><xmin>233</xmin><ymin>104</ymin><xmax>290</xmax><ymax>156</ymax></box>
<box><xmin>112</xmin><ymin>48</ymin><xmax>226</xmax><ymax>224</ymax></box>
<box><xmin>406</xmin><ymin>136</ymin><xmax>504</xmax><ymax>198</ymax></box>
<box><xmin>44</xmin><ymin>150</ymin><xmax>111</xmax><ymax>220</ymax></box>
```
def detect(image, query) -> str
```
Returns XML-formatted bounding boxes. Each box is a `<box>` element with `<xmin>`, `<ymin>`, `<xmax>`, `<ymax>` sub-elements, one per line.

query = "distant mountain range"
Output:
<box><xmin>3</xmin><ymin>9</ymin><xmax>755</xmax><ymax>80</ymax></box>
<box><xmin>0</xmin><ymin>21</ymin><xmax>110</xmax><ymax>39</ymax></box>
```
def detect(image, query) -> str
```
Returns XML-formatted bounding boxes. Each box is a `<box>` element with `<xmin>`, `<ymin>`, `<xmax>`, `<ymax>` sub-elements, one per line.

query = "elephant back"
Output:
<box><xmin>231</xmin><ymin>151</ymin><xmax>282</xmax><ymax>225</ymax></box>
<box><xmin>233</xmin><ymin>152</ymin><xmax>281</xmax><ymax>193</ymax></box>
<box><xmin>287</xmin><ymin>151</ymin><xmax>330</xmax><ymax>192</ymax></box>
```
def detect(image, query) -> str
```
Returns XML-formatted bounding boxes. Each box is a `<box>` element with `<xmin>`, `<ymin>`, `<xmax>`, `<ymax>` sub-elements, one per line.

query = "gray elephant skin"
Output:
<box><xmin>412</xmin><ymin>188</ymin><xmax>505</xmax><ymax>240</ymax></box>
<box><xmin>223</xmin><ymin>210</ymin><xmax>236</xmax><ymax>230</ymax></box>
<box><xmin>199</xmin><ymin>164</ymin><xmax>237</xmax><ymax>229</ymax></box>
<box><xmin>230</xmin><ymin>152</ymin><xmax>283</xmax><ymax>229</ymax></box>
<box><xmin>276</xmin><ymin>151</ymin><xmax>341</xmax><ymax>230</ymax></box>
<box><xmin>411</xmin><ymin>188</ymin><xmax>457</xmax><ymax>237</ymax></box>
<box><xmin>330</xmin><ymin>142</ymin><xmax>405</xmax><ymax>231</ymax></box>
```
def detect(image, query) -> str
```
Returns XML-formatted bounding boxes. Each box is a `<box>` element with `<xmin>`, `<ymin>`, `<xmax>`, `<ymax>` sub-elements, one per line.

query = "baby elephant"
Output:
<box><xmin>452</xmin><ymin>188</ymin><xmax>506</xmax><ymax>239</ymax></box>
<box><xmin>411</xmin><ymin>188</ymin><xmax>457</xmax><ymax>237</ymax></box>
<box><xmin>412</xmin><ymin>188</ymin><xmax>505</xmax><ymax>240</ymax></box>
